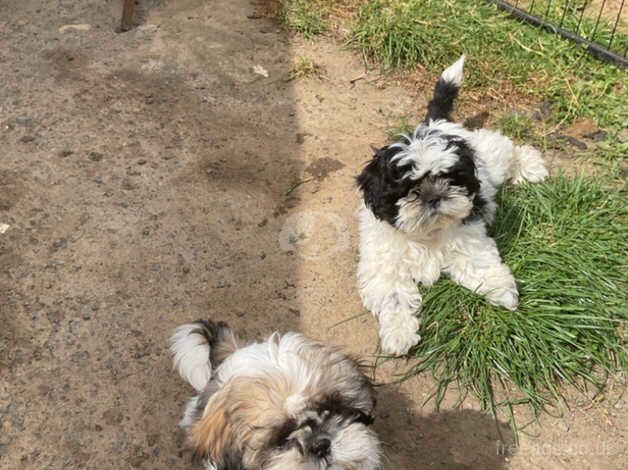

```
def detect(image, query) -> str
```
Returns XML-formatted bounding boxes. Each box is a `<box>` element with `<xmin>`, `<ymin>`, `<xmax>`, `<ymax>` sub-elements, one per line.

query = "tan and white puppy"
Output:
<box><xmin>171</xmin><ymin>320</ymin><xmax>381</xmax><ymax>470</ymax></box>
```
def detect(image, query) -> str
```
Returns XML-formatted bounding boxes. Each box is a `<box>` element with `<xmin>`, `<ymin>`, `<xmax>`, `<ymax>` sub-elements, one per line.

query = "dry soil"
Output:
<box><xmin>0</xmin><ymin>1</ymin><xmax>625</xmax><ymax>469</ymax></box>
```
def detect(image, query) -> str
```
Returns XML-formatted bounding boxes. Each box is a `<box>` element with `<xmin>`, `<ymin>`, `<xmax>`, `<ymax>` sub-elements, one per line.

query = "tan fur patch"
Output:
<box><xmin>191</xmin><ymin>374</ymin><xmax>293</xmax><ymax>467</ymax></box>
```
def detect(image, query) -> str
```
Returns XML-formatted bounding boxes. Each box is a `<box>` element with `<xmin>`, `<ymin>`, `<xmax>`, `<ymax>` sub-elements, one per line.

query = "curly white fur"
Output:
<box><xmin>357</xmin><ymin>57</ymin><xmax>548</xmax><ymax>356</ymax></box>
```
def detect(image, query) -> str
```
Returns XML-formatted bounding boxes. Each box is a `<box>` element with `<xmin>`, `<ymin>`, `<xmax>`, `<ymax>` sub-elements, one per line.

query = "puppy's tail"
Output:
<box><xmin>425</xmin><ymin>54</ymin><xmax>465</xmax><ymax>122</ymax></box>
<box><xmin>170</xmin><ymin>320</ymin><xmax>238</xmax><ymax>392</ymax></box>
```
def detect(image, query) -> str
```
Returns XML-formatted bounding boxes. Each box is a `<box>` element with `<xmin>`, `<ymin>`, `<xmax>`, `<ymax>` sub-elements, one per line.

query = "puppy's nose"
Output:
<box><xmin>310</xmin><ymin>437</ymin><xmax>331</xmax><ymax>457</ymax></box>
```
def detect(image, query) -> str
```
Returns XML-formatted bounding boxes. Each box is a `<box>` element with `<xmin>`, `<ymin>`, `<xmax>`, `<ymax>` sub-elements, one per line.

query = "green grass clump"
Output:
<box><xmin>386</xmin><ymin>115</ymin><xmax>415</xmax><ymax>138</ymax></box>
<box><xmin>497</xmin><ymin>113</ymin><xmax>537</xmax><ymax>141</ymax></box>
<box><xmin>351</xmin><ymin>0</ymin><xmax>627</xmax><ymax>130</ymax></box>
<box><xmin>280</xmin><ymin>0</ymin><xmax>328</xmax><ymax>38</ymax></box>
<box><xmin>287</xmin><ymin>56</ymin><xmax>325</xmax><ymax>81</ymax></box>
<box><xmin>409</xmin><ymin>176</ymin><xmax>627</xmax><ymax>439</ymax></box>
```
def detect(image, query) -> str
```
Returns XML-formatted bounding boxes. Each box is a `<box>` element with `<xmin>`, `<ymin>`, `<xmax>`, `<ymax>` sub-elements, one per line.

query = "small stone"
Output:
<box><xmin>81</xmin><ymin>307</ymin><xmax>91</xmax><ymax>320</ymax></box>
<box><xmin>58</xmin><ymin>24</ymin><xmax>92</xmax><ymax>33</ymax></box>
<box><xmin>548</xmin><ymin>133</ymin><xmax>587</xmax><ymax>151</ymax></box>
<box><xmin>137</xmin><ymin>24</ymin><xmax>159</xmax><ymax>34</ymax></box>
<box><xmin>14</xmin><ymin>116</ymin><xmax>32</xmax><ymax>126</ymax></box>
<box><xmin>121</xmin><ymin>179</ymin><xmax>137</xmax><ymax>190</ymax></box>
<box><xmin>534</xmin><ymin>99</ymin><xmax>553</xmax><ymax>121</ymax></box>
<box><xmin>52</xmin><ymin>238</ymin><xmax>67</xmax><ymax>251</ymax></box>
<box><xmin>88</xmin><ymin>151</ymin><xmax>103</xmax><ymax>162</ymax></box>
<box><xmin>252</xmin><ymin>64</ymin><xmax>269</xmax><ymax>78</ymax></box>
<box><xmin>137</xmin><ymin>159</ymin><xmax>147</xmax><ymax>165</ymax></box>
<box><xmin>58</xmin><ymin>149</ymin><xmax>73</xmax><ymax>157</ymax></box>
<box><xmin>19</xmin><ymin>135</ymin><xmax>35</xmax><ymax>143</ymax></box>
<box><xmin>0</xmin><ymin>223</ymin><xmax>10</xmax><ymax>234</ymax></box>
<box><xmin>583</xmin><ymin>129</ymin><xmax>608</xmax><ymax>142</ymax></box>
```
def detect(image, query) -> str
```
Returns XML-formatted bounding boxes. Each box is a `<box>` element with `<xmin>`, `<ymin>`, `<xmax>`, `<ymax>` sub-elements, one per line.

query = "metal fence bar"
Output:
<box><xmin>543</xmin><ymin>0</ymin><xmax>554</xmax><ymax>21</ymax></box>
<box><xmin>575</xmin><ymin>1</ymin><xmax>587</xmax><ymax>37</ymax></box>
<box><xmin>558</xmin><ymin>0</ymin><xmax>570</xmax><ymax>28</ymax></box>
<box><xmin>488</xmin><ymin>1</ymin><xmax>628</xmax><ymax>68</ymax></box>
<box><xmin>607</xmin><ymin>0</ymin><xmax>625</xmax><ymax>49</ymax></box>
<box><xmin>590</xmin><ymin>0</ymin><xmax>608</xmax><ymax>44</ymax></box>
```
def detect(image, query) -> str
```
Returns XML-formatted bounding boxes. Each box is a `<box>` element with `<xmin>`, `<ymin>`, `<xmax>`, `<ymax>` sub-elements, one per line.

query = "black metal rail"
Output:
<box><xmin>488</xmin><ymin>1</ymin><xmax>627</xmax><ymax>68</ymax></box>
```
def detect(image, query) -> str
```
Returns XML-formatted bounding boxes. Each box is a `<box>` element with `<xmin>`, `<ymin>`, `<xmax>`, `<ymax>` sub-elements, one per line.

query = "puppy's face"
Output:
<box><xmin>264</xmin><ymin>401</ymin><xmax>380</xmax><ymax>470</ymax></box>
<box><xmin>192</xmin><ymin>376</ymin><xmax>379</xmax><ymax>470</ymax></box>
<box><xmin>358</xmin><ymin>126</ymin><xmax>484</xmax><ymax>233</ymax></box>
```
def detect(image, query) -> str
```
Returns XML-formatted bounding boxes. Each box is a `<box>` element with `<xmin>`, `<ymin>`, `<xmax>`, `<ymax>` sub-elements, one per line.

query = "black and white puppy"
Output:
<box><xmin>357</xmin><ymin>55</ymin><xmax>548</xmax><ymax>355</ymax></box>
<box><xmin>171</xmin><ymin>320</ymin><xmax>380</xmax><ymax>469</ymax></box>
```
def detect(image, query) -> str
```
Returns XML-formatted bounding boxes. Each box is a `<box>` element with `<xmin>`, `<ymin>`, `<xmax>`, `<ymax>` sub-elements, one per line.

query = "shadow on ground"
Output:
<box><xmin>1</xmin><ymin>0</ymin><xmax>301</xmax><ymax>468</ymax></box>
<box><xmin>376</xmin><ymin>386</ymin><xmax>512</xmax><ymax>469</ymax></box>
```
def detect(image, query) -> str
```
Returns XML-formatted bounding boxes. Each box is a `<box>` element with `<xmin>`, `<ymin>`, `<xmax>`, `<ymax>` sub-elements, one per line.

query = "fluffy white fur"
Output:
<box><xmin>440</xmin><ymin>54</ymin><xmax>465</xmax><ymax>86</ymax></box>
<box><xmin>171</xmin><ymin>322</ymin><xmax>213</xmax><ymax>392</ymax></box>
<box><xmin>171</xmin><ymin>322</ymin><xmax>380</xmax><ymax>470</ymax></box>
<box><xmin>357</xmin><ymin>57</ymin><xmax>548</xmax><ymax>355</ymax></box>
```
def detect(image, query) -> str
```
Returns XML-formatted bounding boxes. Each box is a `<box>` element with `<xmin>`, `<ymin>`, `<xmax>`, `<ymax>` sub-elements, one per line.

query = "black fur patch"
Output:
<box><xmin>442</xmin><ymin>138</ymin><xmax>486</xmax><ymax>220</ymax></box>
<box><xmin>442</xmin><ymin>138</ymin><xmax>479</xmax><ymax>194</ymax></box>
<box><xmin>356</xmin><ymin>145</ymin><xmax>415</xmax><ymax>226</ymax></box>
<box><xmin>314</xmin><ymin>392</ymin><xmax>375</xmax><ymax>427</ymax></box>
<box><xmin>358</xmin><ymin>135</ymin><xmax>486</xmax><ymax>226</ymax></box>
<box><xmin>191</xmin><ymin>319</ymin><xmax>230</xmax><ymax>348</ymax></box>
<box><xmin>442</xmin><ymin>137</ymin><xmax>486</xmax><ymax>220</ymax></box>
<box><xmin>215</xmin><ymin>456</ymin><xmax>245</xmax><ymax>470</ymax></box>
<box><xmin>268</xmin><ymin>418</ymin><xmax>298</xmax><ymax>448</ymax></box>
<box><xmin>192</xmin><ymin>451</ymin><xmax>245</xmax><ymax>470</ymax></box>
<box><xmin>425</xmin><ymin>78</ymin><xmax>460</xmax><ymax>122</ymax></box>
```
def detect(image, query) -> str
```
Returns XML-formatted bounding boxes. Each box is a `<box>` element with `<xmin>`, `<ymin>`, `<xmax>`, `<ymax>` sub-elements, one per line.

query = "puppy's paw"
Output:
<box><xmin>512</xmin><ymin>145</ymin><xmax>548</xmax><ymax>184</ymax></box>
<box><xmin>379</xmin><ymin>315</ymin><xmax>421</xmax><ymax>356</ymax></box>
<box><xmin>488</xmin><ymin>287</ymin><xmax>519</xmax><ymax>310</ymax></box>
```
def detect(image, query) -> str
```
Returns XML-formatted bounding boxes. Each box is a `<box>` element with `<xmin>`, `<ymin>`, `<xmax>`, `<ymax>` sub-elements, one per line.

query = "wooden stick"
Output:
<box><xmin>120</xmin><ymin>0</ymin><xmax>135</xmax><ymax>32</ymax></box>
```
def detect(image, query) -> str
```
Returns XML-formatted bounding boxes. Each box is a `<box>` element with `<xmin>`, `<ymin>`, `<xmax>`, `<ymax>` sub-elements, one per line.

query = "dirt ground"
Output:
<box><xmin>0</xmin><ymin>0</ymin><xmax>625</xmax><ymax>469</ymax></box>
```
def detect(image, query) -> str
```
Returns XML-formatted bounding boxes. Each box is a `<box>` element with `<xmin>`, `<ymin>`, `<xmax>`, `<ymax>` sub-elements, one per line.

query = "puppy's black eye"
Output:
<box><xmin>302</xmin><ymin>418</ymin><xmax>318</xmax><ymax>429</ymax></box>
<box><xmin>271</xmin><ymin>419</ymin><xmax>296</xmax><ymax>448</ymax></box>
<box><xmin>355</xmin><ymin>413</ymin><xmax>375</xmax><ymax>426</ymax></box>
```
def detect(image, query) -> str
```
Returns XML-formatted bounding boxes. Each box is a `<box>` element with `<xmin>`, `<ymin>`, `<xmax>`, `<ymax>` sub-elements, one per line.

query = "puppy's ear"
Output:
<box><xmin>192</xmin><ymin>385</ymin><xmax>243</xmax><ymax>469</ymax></box>
<box><xmin>191</xmin><ymin>375</ymin><xmax>291</xmax><ymax>469</ymax></box>
<box><xmin>357</xmin><ymin>146</ymin><xmax>411</xmax><ymax>225</ymax></box>
<box><xmin>357</xmin><ymin>147</ymin><xmax>394</xmax><ymax>204</ymax></box>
